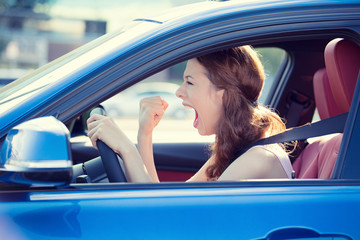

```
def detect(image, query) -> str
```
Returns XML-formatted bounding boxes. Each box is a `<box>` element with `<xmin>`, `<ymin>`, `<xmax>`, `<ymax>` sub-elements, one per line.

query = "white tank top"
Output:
<box><xmin>247</xmin><ymin>144</ymin><xmax>294</xmax><ymax>179</ymax></box>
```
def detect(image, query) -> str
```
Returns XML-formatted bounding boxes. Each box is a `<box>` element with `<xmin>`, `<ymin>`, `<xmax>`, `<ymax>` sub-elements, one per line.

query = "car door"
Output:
<box><xmin>1</xmin><ymin>180</ymin><xmax>359</xmax><ymax>239</ymax></box>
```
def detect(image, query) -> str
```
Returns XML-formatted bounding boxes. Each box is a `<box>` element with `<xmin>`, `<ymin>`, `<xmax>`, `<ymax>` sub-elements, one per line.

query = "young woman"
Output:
<box><xmin>87</xmin><ymin>46</ymin><xmax>293</xmax><ymax>182</ymax></box>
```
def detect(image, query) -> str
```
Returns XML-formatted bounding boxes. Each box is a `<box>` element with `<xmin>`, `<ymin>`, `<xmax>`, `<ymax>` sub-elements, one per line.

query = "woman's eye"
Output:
<box><xmin>186</xmin><ymin>81</ymin><xmax>193</xmax><ymax>85</ymax></box>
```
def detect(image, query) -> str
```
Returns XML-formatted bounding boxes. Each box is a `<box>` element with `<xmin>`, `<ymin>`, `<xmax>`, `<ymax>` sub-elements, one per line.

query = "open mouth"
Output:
<box><xmin>193</xmin><ymin>110</ymin><xmax>199</xmax><ymax>128</ymax></box>
<box><xmin>183</xmin><ymin>103</ymin><xmax>199</xmax><ymax>128</ymax></box>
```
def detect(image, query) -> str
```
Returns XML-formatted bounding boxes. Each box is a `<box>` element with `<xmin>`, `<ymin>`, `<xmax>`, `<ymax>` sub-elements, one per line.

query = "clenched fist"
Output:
<box><xmin>139</xmin><ymin>96</ymin><xmax>168</xmax><ymax>135</ymax></box>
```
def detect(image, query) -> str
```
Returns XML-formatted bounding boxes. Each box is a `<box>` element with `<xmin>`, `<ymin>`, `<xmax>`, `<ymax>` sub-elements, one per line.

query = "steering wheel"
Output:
<box><xmin>89</xmin><ymin>107</ymin><xmax>127</xmax><ymax>182</ymax></box>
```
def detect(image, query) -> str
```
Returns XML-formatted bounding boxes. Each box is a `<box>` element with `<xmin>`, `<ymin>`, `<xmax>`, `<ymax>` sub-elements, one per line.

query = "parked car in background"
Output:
<box><xmin>0</xmin><ymin>0</ymin><xmax>360</xmax><ymax>239</ymax></box>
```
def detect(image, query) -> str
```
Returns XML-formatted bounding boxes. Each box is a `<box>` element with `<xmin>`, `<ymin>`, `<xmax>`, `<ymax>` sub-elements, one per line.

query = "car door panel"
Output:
<box><xmin>153</xmin><ymin>143</ymin><xmax>209</xmax><ymax>181</ymax></box>
<box><xmin>71</xmin><ymin>140</ymin><xmax>99</xmax><ymax>164</ymax></box>
<box><xmin>1</xmin><ymin>183</ymin><xmax>359</xmax><ymax>239</ymax></box>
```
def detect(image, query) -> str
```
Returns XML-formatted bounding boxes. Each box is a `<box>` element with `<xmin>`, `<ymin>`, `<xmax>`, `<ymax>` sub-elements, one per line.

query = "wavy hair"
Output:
<box><xmin>197</xmin><ymin>46</ymin><xmax>286</xmax><ymax>180</ymax></box>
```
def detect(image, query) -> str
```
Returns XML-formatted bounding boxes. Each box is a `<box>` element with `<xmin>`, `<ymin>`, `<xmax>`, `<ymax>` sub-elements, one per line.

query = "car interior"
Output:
<box><xmin>70</xmin><ymin>36</ymin><xmax>360</xmax><ymax>184</ymax></box>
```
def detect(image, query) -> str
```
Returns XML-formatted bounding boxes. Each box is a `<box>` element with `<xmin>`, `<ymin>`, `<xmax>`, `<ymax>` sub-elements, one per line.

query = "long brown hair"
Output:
<box><xmin>197</xmin><ymin>46</ymin><xmax>286</xmax><ymax>180</ymax></box>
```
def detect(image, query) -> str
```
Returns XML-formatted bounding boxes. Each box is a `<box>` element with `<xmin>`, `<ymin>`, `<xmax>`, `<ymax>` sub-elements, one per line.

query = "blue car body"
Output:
<box><xmin>0</xmin><ymin>0</ymin><xmax>360</xmax><ymax>239</ymax></box>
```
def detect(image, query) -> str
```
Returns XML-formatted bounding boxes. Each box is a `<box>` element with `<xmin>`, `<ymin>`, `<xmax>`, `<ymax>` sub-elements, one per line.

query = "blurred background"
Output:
<box><xmin>0</xmin><ymin>0</ymin><xmax>203</xmax><ymax>85</ymax></box>
<box><xmin>0</xmin><ymin>0</ymin><xmax>287</xmax><ymax>143</ymax></box>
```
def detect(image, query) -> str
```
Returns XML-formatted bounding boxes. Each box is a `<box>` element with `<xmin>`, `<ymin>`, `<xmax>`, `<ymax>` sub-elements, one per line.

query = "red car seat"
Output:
<box><xmin>313</xmin><ymin>68</ymin><xmax>343</xmax><ymax>120</ymax></box>
<box><xmin>326</xmin><ymin>38</ymin><xmax>360</xmax><ymax>113</ymax></box>
<box><xmin>292</xmin><ymin>38</ymin><xmax>360</xmax><ymax>178</ymax></box>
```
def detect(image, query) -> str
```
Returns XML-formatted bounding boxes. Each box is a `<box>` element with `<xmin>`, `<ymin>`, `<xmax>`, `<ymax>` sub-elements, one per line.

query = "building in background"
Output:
<box><xmin>0</xmin><ymin>0</ymin><xmax>203</xmax><ymax>83</ymax></box>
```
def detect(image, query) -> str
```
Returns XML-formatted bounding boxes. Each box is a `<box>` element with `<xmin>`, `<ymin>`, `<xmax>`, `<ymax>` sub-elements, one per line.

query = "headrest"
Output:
<box><xmin>325</xmin><ymin>38</ymin><xmax>360</xmax><ymax>113</ymax></box>
<box><xmin>313</xmin><ymin>68</ymin><xmax>342</xmax><ymax>119</ymax></box>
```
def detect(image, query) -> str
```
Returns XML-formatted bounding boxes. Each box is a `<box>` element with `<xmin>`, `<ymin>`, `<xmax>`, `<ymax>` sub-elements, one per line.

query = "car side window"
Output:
<box><xmin>102</xmin><ymin>47</ymin><xmax>288</xmax><ymax>143</ymax></box>
<box><xmin>256</xmin><ymin>47</ymin><xmax>288</xmax><ymax>103</ymax></box>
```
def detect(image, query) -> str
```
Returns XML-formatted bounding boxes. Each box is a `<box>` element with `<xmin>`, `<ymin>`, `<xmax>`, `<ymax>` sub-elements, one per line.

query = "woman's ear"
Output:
<box><xmin>216</xmin><ymin>89</ymin><xmax>225</xmax><ymax>103</ymax></box>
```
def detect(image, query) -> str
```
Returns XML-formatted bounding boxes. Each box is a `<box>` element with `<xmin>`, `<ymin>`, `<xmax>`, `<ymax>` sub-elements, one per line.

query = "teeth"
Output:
<box><xmin>184</xmin><ymin>105</ymin><xmax>193</xmax><ymax>110</ymax></box>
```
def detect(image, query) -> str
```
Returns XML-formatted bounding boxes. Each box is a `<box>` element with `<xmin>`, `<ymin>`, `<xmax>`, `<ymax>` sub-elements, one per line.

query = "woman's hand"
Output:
<box><xmin>87</xmin><ymin>114</ymin><xmax>133</xmax><ymax>155</ymax></box>
<box><xmin>87</xmin><ymin>114</ymin><xmax>154</xmax><ymax>183</ymax></box>
<box><xmin>138</xmin><ymin>96</ymin><xmax>168</xmax><ymax>136</ymax></box>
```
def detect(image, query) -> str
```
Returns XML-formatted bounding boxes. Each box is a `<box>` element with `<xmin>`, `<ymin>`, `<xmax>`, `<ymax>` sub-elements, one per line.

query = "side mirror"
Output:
<box><xmin>0</xmin><ymin>116</ymin><xmax>73</xmax><ymax>186</ymax></box>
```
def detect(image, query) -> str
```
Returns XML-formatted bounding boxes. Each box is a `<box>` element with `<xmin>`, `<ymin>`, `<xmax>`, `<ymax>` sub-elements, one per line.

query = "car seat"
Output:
<box><xmin>292</xmin><ymin>38</ymin><xmax>360</xmax><ymax>179</ymax></box>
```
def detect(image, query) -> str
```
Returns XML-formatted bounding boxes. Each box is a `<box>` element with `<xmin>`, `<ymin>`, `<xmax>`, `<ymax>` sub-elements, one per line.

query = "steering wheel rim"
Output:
<box><xmin>89</xmin><ymin>107</ymin><xmax>127</xmax><ymax>183</ymax></box>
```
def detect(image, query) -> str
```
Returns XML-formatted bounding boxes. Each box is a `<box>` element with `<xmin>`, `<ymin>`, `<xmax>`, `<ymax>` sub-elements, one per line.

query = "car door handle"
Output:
<box><xmin>256</xmin><ymin>227</ymin><xmax>352</xmax><ymax>240</ymax></box>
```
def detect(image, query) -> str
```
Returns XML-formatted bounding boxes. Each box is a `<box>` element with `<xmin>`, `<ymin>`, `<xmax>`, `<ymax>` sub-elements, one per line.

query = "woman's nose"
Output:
<box><xmin>176</xmin><ymin>84</ymin><xmax>184</xmax><ymax>99</ymax></box>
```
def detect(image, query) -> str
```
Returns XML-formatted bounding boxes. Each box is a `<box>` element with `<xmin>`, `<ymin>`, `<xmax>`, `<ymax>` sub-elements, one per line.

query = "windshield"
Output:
<box><xmin>0</xmin><ymin>20</ymin><xmax>159</xmax><ymax>115</ymax></box>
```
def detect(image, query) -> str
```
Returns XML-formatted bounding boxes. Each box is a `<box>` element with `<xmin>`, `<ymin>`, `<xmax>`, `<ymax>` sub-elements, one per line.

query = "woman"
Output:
<box><xmin>87</xmin><ymin>46</ymin><xmax>293</xmax><ymax>182</ymax></box>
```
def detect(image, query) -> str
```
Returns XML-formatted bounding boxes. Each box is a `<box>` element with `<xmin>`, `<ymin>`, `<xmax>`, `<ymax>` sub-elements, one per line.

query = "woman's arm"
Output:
<box><xmin>137</xmin><ymin>96</ymin><xmax>168</xmax><ymax>182</ymax></box>
<box><xmin>137</xmin><ymin>131</ymin><xmax>159</xmax><ymax>182</ymax></box>
<box><xmin>87</xmin><ymin>96</ymin><xmax>168</xmax><ymax>183</ymax></box>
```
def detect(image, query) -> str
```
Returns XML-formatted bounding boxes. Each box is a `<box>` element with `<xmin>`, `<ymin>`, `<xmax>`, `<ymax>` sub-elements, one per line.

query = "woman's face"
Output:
<box><xmin>176</xmin><ymin>58</ymin><xmax>224</xmax><ymax>136</ymax></box>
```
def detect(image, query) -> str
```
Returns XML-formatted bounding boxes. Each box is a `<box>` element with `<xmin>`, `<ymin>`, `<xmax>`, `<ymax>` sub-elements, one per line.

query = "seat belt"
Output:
<box><xmin>231</xmin><ymin>112</ymin><xmax>348</xmax><ymax>163</ymax></box>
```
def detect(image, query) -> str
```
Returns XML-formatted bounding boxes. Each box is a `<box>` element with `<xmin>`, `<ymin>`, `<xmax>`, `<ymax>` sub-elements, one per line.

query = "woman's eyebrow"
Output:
<box><xmin>184</xmin><ymin>75</ymin><xmax>194</xmax><ymax>80</ymax></box>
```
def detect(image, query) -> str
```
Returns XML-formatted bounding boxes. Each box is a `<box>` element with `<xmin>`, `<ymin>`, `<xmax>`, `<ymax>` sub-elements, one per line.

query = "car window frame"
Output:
<box><xmin>333</xmin><ymin>74</ymin><xmax>360</xmax><ymax>179</ymax></box>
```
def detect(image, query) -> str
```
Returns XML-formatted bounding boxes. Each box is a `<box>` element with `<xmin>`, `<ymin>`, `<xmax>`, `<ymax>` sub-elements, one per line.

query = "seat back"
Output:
<box><xmin>313</xmin><ymin>68</ymin><xmax>343</xmax><ymax>120</ymax></box>
<box><xmin>325</xmin><ymin>38</ymin><xmax>360</xmax><ymax>112</ymax></box>
<box><xmin>293</xmin><ymin>68</ymin><xmax>341</xmax><ymax>178</ymax></box>
<box><xmin>293</xmin><ymin>38</ymin><xmax>360</xmax><ymax>179</ymax></box>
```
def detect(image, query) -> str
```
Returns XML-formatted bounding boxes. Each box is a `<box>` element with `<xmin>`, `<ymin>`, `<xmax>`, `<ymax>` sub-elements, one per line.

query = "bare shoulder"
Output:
<box><xmin>218</xmin><ymin>146</ymin><xmax>288</xmax><ymax>181</ymax></box>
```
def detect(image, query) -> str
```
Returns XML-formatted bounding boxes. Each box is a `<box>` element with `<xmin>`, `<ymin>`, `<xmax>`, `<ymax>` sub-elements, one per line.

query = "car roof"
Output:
<box><xmin>145</xmin><ymin>0</ymin><xmax>360</xmax><ymax>23</ymax></box>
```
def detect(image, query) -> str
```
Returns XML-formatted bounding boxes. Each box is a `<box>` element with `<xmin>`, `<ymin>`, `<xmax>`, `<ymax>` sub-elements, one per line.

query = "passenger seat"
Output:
<box><xmin>292</xmin><ymin>38</ymin><xmax>360</xmax><ymax>179</ymax></box>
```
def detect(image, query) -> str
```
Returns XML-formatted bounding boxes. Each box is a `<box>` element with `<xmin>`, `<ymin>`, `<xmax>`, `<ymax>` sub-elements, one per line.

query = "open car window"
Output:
<box><xmin>101</xmin><ymin>47</ymin><xmax>288</xmax><ymax>144</ymax></box>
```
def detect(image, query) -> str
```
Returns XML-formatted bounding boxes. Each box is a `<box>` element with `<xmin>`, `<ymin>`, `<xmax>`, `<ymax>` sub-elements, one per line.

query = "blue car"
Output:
<box><xmin>1</xmin><ymin>0</ymin><xmax>360</xmax><ymax>239</ymax></box>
